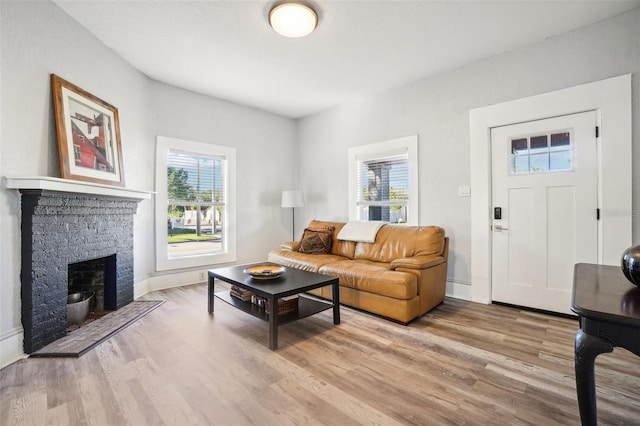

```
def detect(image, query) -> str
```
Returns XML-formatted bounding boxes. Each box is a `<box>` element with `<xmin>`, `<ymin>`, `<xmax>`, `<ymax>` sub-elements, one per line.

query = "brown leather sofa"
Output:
<box><xmin>268</xmin><ymin>220</ymin><xmax>448</xmax><ymax>323</ymax></box>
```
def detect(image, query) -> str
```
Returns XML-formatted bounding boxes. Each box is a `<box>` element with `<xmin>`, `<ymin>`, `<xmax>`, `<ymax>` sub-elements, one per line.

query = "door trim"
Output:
<box><xmin>469</xmin><ymin>74</ymin><xmax>632</xmax><ymax>305</ymax></box>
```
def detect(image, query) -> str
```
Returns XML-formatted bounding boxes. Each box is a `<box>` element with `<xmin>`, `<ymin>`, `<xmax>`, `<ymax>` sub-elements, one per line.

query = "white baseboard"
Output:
<box><xmin>0</xmin><ymin>327</ymin><xmax>26</xmax><ymax>369</ymax></box>
<box><xmin>147</xmin><ymin>269</ymin><xmax>210</xmax><ymax>294</ymax></box>
<box><xmin>445</xmin><ymin>278</ymin><xmax>473</xmax><ymax>301</ymax></box>
<box><xmin>471</xmin><ymin>296</ymin><xmax>491</xmax><ymax>305</ymax></box>
<box><xmin>139</xmin><ymin>261</ymin><xmax>263</xmax><ymax>297</ymax></box>
<box><xmin>134</xmin><ymin>270</ymin><xmax>208</xmax><ymax>299</ymax></box>
<box><xmin>134</xmin><ymin>278</ymin><xmax>151</xmax><ymax>299</ymax></box>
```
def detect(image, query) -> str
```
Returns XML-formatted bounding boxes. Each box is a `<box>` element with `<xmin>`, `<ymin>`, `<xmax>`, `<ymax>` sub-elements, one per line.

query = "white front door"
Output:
<box><xmin>491</xmin><ymin>111</ymin><xmax>598</xmax><ymax>314</ymax></box>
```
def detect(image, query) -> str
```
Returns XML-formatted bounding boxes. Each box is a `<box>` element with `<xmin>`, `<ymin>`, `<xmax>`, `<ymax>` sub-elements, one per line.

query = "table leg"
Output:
<box><xmin>208</xmin><ymin>275</ymin><xmax>214</xmax><ymax>313</ymax></box>
<box><xmin>332</xmin><ymin>281</ymin><xmax>340</xmax><ymax>325</ymax></box>
<box><xmin>574</xmin><ymin>329</ymin><xmax>613</xmax><ymax>426</ymax></box>
<box><xmin>269</xmin><ymin>295</ymin><xmax>278</xmax><ymax>350</ymax></box>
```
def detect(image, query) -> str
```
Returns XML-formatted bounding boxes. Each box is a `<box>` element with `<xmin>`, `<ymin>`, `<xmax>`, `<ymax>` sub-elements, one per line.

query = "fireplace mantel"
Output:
<box><xmin>5</xmin><ymin>176</ymin><xmax>153</xmax><ymax>201</ymax></box>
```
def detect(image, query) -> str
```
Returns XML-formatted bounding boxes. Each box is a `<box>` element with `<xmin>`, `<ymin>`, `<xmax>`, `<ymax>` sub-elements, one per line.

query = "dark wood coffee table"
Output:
<box><xmin>208</xmin><ymin>263</ymin><xmax>340</xmax><ymax>350</ymax></box>
<box><xmin>571</xmin><ymin>263</ymin><xmax>640</xmax><ymax>426</ymax></box>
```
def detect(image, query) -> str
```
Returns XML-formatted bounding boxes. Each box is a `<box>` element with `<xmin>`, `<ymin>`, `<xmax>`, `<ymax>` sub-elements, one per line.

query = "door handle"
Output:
<box><xmin>494</xmin><ymin>224</ymin><xmax>509</xmax><ymax>232</ymax></box>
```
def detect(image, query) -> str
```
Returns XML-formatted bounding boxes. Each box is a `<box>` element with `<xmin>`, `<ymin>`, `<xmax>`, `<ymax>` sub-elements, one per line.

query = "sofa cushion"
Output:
<box><xmin>298</xmin><ymin>227</ymin><xmax>334</xmax><ymax>254</ymax></box>
<box><xmin>354</xmin><ymin>225</ymin><xmax>445</xmax><ymax>263</ymax></box>
<box><xmin>319</xmin><ymin>260</ymin><xmax>417</xmax><ymax>300</ymax></box>
<box><xmin>267</xmin><ymin>250</ymin><xmax>347</xmax><ymax>273</ymax></box>
<box><xmin>308</xmin><ymin>220</ymin><xmax>356</xmax><ymax>259</ymax></box>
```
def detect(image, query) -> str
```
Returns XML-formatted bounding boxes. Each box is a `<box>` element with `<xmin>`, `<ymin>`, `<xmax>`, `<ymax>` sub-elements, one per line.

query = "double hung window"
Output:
<box><xmin>155</xmin><ymin>136</ymin><xmax>236</xmax><ymax>270</ymax></box>
<box><xmin>348</xmin><ymin>135</ymin><xmax>418</xmax><ymax>225</ymax></box>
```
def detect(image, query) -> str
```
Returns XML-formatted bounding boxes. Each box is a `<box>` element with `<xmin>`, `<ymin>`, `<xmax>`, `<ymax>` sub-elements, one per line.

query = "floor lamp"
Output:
<box><xmin>281</xmin><ymin>190</ymin><xmax>304</xmax><ymax>241</ymax></box>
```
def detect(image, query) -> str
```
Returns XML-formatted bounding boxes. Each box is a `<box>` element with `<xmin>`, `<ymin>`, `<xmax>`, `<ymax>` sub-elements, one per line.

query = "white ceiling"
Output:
<box><xmin>54</xmin><ymin>0</ymin><xmax>640</xmax><ymax>119</ymax></box>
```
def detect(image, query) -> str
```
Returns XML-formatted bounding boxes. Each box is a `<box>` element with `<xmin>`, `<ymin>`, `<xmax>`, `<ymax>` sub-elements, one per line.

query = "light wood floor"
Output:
<box><xmin>1</xmin><ymin>283</ymin><xmax>639</xmax><ymax>425</ymax></box>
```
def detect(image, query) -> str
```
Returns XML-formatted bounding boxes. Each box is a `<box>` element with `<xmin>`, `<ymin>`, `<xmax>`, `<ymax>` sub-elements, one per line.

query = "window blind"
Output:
<box><xmin>167</xmin><ymin>149</ymin><xmax>225</xmax><ymax>206</ymax></box>
<box><xmin>348</xmin><ymin>135</ymin><xmax>417</xmax><ymax>225</ymax></box>
<box><xmin>355</xmin><ymin>152</ymin><xmax>409</xmax><ymax>206</ymax></box>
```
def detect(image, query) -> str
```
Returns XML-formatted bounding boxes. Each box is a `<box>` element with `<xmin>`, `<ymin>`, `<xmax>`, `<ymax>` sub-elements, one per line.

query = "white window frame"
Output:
<box><xmin>348</xmin><ymin>135</ymin><xmax>419</xmax><ymax>226</ymax></box>
<box><xmin>155</xmin><ymin>136</ymin><xmax>237</xmax><ymax>271</ymax></box>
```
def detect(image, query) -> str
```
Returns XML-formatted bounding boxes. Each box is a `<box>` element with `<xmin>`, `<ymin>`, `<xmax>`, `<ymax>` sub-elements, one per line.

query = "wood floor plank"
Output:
<box><xmin>1</xmin><ymin>282</ymin><xmax>638</xmax><ymax>425</ymax></box>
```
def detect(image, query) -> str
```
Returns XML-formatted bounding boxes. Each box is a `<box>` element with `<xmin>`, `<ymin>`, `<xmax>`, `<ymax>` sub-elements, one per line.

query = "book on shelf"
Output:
<box><xmin>251</xmin><ymin>294</ymin><xmax>266</xmax><ymax>308</ymax></box>
<box><xmin>230</xmin><ymin>291</ymin><xmax>251</xmax><ymax>302</ymax></box>
<box><xmin>243</xmin><ymin>293</ymin><xmax>298</xmax><ymax>315</ymax></box>
<box><xmin>230</xmin><ymin>285</ymin><xmax>253</xmax><ymax>302</ymax></box>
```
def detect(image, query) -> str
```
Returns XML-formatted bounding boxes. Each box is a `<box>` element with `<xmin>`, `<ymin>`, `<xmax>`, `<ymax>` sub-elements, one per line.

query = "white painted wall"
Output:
<box><xmin>296</xmin><ymin>8</ymin><xmax>640</xmax><ymax>297</ymax></box>
<box><xmin>0</xmin><ymin>1</ymin><xmax>296</xmax><ymax>366</ymax></box>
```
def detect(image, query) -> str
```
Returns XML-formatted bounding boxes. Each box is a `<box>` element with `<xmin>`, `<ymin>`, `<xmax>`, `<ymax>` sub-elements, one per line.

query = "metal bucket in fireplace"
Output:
<box><xmin>67</xmin><ymin>291</ymin><xmax>95</xmax><ymax>325</ymax></box>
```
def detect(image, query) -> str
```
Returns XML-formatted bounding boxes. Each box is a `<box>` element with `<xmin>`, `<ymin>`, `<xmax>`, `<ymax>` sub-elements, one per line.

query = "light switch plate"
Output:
<box><xmin>458</xmin><ymin>185</ymin><xmax>471</xmax><ymax>197</ymax></box>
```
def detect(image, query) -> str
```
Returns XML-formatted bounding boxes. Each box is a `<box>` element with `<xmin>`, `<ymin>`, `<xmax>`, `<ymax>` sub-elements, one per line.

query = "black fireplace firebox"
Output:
<box><xmin>68</xmin><ymin>254</ymin><xmax>117</xmax><ymax>312</ymax></box>
<box><xmin>19</xmin><ymin>189</ymin><xmax>140</xmax><ymax>353</ymax></box>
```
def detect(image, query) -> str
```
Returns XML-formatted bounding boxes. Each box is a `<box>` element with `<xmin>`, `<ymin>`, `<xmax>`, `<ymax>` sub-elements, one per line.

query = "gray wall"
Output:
<box><xmin>149</xmin><ymin>82</ymin><xmax>298</xmax><ymax>262</ymax></box>
<box><xmin>0</xmin><ymin>0</ymin><xmax>149</xmax><ymax>355</ymax></box>
<box><xmin>0</xmin><ymin>0</ymin><xmax>296</xmax><ymax>363</ymax></box>
<box><xmin>296</xmin><ymin>8</ymin><xmax>640</xmax><ymax>291</ymax></box>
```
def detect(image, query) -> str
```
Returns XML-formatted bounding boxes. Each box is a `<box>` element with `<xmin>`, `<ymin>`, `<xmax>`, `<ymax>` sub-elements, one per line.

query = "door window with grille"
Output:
<box><xmin>510</xmin><ymin>130</ymin><xmax>573</xmax><ymax>174</ymax></box>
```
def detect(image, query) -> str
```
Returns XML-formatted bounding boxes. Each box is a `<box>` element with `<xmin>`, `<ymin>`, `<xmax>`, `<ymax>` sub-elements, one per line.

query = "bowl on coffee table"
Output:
<box><xmin>243</xmin><ymin>264</ymin><xmax>285</xmax><ymax>280</ymax></box>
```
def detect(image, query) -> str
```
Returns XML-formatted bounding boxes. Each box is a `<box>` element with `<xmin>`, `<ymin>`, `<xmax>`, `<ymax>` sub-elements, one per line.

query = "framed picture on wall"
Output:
<box><xmin>51</xmin><ymin>74</ymin><xmax>125</xmax><ymax>187</ymax></box>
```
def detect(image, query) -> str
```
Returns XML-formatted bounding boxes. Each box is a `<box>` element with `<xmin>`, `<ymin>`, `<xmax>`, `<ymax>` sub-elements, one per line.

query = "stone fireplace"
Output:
<box><xmin>7</xmin><ymin>177</ymin><xmax>150</xmax><ymax>354</ymax></box>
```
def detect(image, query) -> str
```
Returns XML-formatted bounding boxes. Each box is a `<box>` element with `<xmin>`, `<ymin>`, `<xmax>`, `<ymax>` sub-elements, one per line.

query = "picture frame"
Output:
<box><xmin>51</xmin><ymin>74</ymin><xmax>125</xmax><ymax>187</ymax></box>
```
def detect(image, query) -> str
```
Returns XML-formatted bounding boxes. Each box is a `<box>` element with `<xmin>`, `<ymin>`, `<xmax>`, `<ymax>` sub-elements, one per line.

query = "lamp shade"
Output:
<box><xmin>281</xmin><ymin>190</ymin><xmax>304</xmax><ymax>208</ymax></box>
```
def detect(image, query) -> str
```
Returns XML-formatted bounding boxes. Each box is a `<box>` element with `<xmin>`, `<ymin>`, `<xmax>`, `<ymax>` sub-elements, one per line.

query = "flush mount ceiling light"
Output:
<box><xmin>269</xmin><ymin>2</ymin><xmax>317</xmax><ymax>38</ymax></box>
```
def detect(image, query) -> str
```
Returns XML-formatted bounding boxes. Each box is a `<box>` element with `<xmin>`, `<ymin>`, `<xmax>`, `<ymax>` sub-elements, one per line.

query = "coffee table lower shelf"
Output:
<box><xmin>215</xmin><ymin>291</ymin><xmax>333</xmax><ymax>326</ymax></box>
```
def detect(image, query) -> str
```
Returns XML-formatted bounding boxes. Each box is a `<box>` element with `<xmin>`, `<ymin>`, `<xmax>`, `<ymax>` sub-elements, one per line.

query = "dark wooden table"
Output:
<box><xmin>208</xmin><ymin>263</ymin><xmax>340</xmax><ymax>350</ymax></box>
<box><xmin>571</xmin><ymin>263</ymin><xmax>640</xmax><ymax>426</ymax></box>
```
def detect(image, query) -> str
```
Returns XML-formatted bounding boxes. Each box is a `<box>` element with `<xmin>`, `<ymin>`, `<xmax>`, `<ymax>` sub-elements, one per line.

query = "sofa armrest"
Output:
<box><xmin>280</xmin><ymin>241</ymin><xmax>300</xmax><ymax>251</ymax></box>
<box><xmin>391</xmin><ymin>255</ymin><xmax>445</xmax><ymax>270</ymax></box>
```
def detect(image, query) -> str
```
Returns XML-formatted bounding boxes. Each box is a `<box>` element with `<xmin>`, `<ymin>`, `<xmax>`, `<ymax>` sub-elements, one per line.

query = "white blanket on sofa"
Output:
<box><xmin>337</xmin><ymin>221</ymin><xmax>386</xmax><ymax>243</ymax></box>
